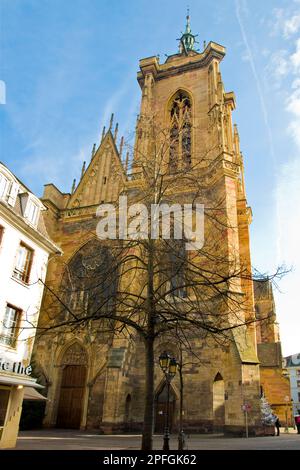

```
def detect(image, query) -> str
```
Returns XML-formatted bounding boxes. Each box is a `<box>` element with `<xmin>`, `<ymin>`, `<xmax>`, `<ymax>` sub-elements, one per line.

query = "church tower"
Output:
<box><xmin>120</xmin><ymin>13</ymin><xmax>262</xmax><ymax>434</ymax></box>
<box><xmin>31</xmin><ymin>14</ymin><xmax>290</xmax><ymax>436</ymax></box>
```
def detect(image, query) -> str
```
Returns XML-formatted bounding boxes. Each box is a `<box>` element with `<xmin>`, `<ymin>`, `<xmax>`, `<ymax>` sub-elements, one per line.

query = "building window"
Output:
<box><xmin>13</xmin><ymin>242</ymin><xmax>33</xmax><ymax>284</ymax></box>
<box><xmin>26</xmin><ymin>200</ymin><xmax>39</xmax><ymax>225</ymax></box>
<box><xmin>0</xmin><ymin>173</ymin><xmax>10</xmax><ymax>199</ymax></box>
<box><xmin>298</xmin><ymin>392</ymin><xmax>300</xmax><ymax>402</ymax></box>
<box><xmin>60</xmin><ymin>240</ymin><xmax>118</xmax><ymax>321</ymax></box>
<box><xmin>0</xmin><ymin>389</ymin><xmax>10</xmax><ymax>427</ymax></box>
<box><xmin>169</xmin><ymin>90</ymin><xmax>192</xmax><ymax>173</ymax></box>
<box><xmin>297</xmin><ymin>380</ymin><xmax>300</xmax><ymax>388</ymax></box>
<box><xmin>103</xmin><ymin>177</ymin><xmax>107</xmax><ymax>184</ymax></box>
<box><xmin>0</xmin><ymin>305</ymin><xmax>21</xmax><ymax>347</ymax></box>
<box><xmin>297</xmin><ymin>370</ymin><xmax>300</xmax><ymax>377</ymax></box>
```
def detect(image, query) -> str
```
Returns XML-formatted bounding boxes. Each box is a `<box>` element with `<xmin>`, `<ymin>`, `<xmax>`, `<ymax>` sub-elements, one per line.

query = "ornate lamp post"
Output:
<box><xmin>159</xmin><ymin>352</ymin><xmax>178</xmax><ymax>451</ymax></box>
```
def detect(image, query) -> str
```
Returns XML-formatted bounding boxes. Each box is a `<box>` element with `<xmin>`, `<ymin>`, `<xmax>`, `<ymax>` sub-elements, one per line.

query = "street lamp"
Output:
<box><xmin>159</xmin><ymin>352</ymin><xmax>178</xmax><ymax>451</ymax></box>
<box><xmin>159</xmin><ymin>351</ymin><xmax>171</xmax><ymax>373</ymax></box>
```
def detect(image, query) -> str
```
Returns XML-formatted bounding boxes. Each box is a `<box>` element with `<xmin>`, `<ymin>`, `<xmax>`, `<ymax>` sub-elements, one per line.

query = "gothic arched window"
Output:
<box><xmin>60</xmin><ymin>239</ymin><xmax>118</xmax><ymax>320</ymax></box>
<box><xmin>169</xmin><ymin>91</ymin><xmax>192</xmax><ymax>172</ymax></box>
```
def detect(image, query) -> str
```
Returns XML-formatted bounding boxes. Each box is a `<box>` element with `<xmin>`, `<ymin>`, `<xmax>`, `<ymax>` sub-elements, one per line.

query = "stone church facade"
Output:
<box><xmin>32</xmin><ymin>18</ymin><xmax>289</xmax><ymax>435</ymax></box>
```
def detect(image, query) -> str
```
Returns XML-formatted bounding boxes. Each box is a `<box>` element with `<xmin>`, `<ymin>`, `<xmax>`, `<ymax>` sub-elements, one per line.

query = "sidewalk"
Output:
<box><xmin>10</xmin><ymin>428</ymin><xmax>300</xmax><ymax>450</ymax></box>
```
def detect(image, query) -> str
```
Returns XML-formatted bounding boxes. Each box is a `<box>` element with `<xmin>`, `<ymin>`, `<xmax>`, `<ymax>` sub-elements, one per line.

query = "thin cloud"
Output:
<box><xmin>266</xmin><ymin>9</ymin><xmax>300</xmax><ymax>355</ymax></box>
<box><xmin>274</xmin><ymin>157</ymin><xmax>300</xmax><ymax>356</ymax></box>
<box><xmin>265</xmin><ymin>50</ymin><xmax>289</xmax><ymax>86</ymax></box>
<box><xmin>235</xmin><ymin>0</ymin><xmax>276</xmax><ymax>166</ymax></box>
<box><xmin>269</xmin><ymin>8</ymin><xmax>300</xmax><ymax>38</ymax></box>
<box><xmin>99</xmin><ymin>66</ymin><xmax>137</xmax><ymax>132</ymax></box>
<box><xmin>291</xmin><ymin>38</ymin><xmax>300</xmax><ymax>69</ymax></box>
<box><xmin>284</xmin><ymin>14</ymin><xmax>300</xmax><ymax>38</ymax></box>
<box><xmin>235</xmin><ymin>1</ymin><xmax>300</xmax><ymax>356</ymax></box>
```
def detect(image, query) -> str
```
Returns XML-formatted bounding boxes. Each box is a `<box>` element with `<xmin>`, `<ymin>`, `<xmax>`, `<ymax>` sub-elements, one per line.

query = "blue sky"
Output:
<box><xmin>1</xmin><ymin>0</ymin><xmax>299</xmax><ymax>356</ymax></box>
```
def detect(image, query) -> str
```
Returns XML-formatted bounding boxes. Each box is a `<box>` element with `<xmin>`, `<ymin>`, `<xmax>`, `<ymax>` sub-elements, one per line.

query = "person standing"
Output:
<box><xmin>274</xmin><ymin>415</ymin><xmax>281</xmax><ymax>436</ymax></box>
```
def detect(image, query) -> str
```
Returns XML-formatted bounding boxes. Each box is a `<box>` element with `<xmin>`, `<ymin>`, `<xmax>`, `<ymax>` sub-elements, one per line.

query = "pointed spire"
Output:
<box><xmin>125</xmin><ymin>151</ymin><xmax>129</xmax><ymax>173</ymax></box>
<box><xmin>178</xmin><ymin>8</ymin><xmax>198</xmax><ymax>54</ymax></box>
<box><xmin>109</xmin><ymin>113</ymin><xmax>114</xmax><ymax>131</ymax></box>
<box><xmin>91</xmin><ymin>143</ymin><xmax>96</xmax><ymax>160</ymax></box>
<box><xmin>81</xmin><ymin>161</ymin><xmax>86</xmax><ymax>179</ymax></box>
<box><xmin>185</xmin><ymin>7</ymin><xmax>191</xmax><ymax>34</ymax></box>
<box><xmin>71</xmin><ymin>178</ymin><xmax>76</xmax><ymax>194</ymax></box>
<box><xmin>114</xmin><ymin>122</ymin><xmax>119</xmax><ymax>141</ymax></box>
<box><xmin>119</xmin><ymin>136</ymin><xmax>124</xmax><ymax>158</ymax></box>
<box><xmin>233</xmin><ymin>124</ymin><xmax>241</xmax><ymax>157</ymax></box>
<box><xmin>101</xmin><ymin>126</ymin><xmax>106</xmax><ymax>142</ymax></box>
<box><xmin>234</xmin><ymin>123</ymin><xmax>240</xmax><ymax>142</ymax></box>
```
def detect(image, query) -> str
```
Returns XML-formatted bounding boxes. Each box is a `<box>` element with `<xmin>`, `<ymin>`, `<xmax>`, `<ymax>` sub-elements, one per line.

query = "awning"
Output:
<box><xmin>0</xmin><ymin>373</ymin><xmax>44</xmax><ymax>389</ymax></box>
<box><xmin>23</xmin><ymin>387</ymin><xmax>47</xmax><ymax>401</ymax></box>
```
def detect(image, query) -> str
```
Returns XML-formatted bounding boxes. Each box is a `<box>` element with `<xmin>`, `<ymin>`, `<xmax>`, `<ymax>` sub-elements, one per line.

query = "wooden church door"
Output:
<box><xmin>56</xmin><ymin>343</ymin><xmax>87</xmax><ymax>429</ymax></box>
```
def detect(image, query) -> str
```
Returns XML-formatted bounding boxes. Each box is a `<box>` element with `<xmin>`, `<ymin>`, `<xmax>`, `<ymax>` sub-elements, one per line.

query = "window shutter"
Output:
<box><xmin>0</xmin><ymin>174</ymin><xmax>9</xmax><ymax>199</ymax></box>
<box><xmin>7</xmin><ymin>182</ymin><xmax>19</xmax><ymax>206</ymax></box>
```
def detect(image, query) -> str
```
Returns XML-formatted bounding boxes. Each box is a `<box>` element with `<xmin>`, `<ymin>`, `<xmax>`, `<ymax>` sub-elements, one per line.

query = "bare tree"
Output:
<box><xmin>20</xmin><ymin>117</ymin><xmax>287</xmax><ymax>450</ymax></box>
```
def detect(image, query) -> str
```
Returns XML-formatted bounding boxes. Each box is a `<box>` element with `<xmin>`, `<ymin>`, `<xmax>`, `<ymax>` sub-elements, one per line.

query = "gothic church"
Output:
<box><xmin>32</xmin><ymin>15</ymin><xmax>289</xmax><ymax>434</ymax></box>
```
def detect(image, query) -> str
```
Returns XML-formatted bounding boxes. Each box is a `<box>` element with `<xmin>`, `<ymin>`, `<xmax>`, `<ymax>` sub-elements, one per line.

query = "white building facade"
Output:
<box><xmin>283</xmin><ymin>354</ymin><xmax>300</xmax><ymax>416</ymax></box>
<box><xmin>0</xmin><ymin>162</ymin><xmax>60</xmax><ymax>448</ymax></box>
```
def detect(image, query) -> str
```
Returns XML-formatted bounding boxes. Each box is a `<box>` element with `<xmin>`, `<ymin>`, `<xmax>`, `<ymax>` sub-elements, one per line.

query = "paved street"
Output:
<box><xmin>11</xmin><ymin>428</ymin><xmax>300</xmax><ymax>450</ymax></box>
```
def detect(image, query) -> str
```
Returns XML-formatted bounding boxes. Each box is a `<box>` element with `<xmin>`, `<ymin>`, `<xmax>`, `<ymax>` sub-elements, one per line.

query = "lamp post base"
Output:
<box><xmin>163</xmin><ymin>428</ymin><xmax>170</xmax><ymax>451</ymax></box>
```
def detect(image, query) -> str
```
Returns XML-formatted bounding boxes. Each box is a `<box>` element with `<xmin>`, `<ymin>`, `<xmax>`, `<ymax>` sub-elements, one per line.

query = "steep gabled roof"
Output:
<box><xmin>67</xmin><ymin>131</ymin><xmax>127</xmax><ymax>209</ymax></box>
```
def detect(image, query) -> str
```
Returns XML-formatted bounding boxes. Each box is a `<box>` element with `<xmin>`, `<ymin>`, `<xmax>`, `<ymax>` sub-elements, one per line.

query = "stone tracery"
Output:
<box><xmin>169</xmin><ymin>91</ymin><xmax>192</xmax><ymax>172</ymax></box>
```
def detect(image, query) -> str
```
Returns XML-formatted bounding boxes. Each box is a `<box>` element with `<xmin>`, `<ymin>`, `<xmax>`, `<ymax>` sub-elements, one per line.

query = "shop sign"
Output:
<box><xmin>0</xmin><ymin>359</ymin><xmax>32</xmax><ymax>376</ymax></box>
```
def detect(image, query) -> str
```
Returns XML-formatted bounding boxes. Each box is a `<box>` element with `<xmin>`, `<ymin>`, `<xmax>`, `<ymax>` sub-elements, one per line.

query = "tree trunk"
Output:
<box><xmin>179</xmin><ymin>363</ymin><xmax>183</xmax><ymax>433</ymax></box>
<box><xmin>141</xmin><ymin>238</ymin><xmax>155</xmax><ymax>451</ymax></box>
<box><xmin>178</xmin><ymin>347</ymin><xmax>184</xmax><ymax>450</ymax></box>
<box><xmin>141</xmin><ymin>334</ymin><xmax>155</xmax><ymax>450</ymax></box>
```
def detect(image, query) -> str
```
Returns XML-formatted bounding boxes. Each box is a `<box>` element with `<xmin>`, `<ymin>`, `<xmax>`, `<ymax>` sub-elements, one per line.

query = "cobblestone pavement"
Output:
<box><xmin>10</xmin><ymin>428</ymin><xmax>300</xmax><ymax>450</ymax></box>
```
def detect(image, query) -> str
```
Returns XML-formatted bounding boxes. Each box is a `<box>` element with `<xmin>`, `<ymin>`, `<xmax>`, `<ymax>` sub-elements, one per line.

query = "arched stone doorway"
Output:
<box><xmin>155</xmin><ymin>383</ymin><xmax>177</xmax><ymax>433</ymax></box>
<box><xmin>56</xmin><ymin>343</ymin><xmax>87</xmax><ymax>429</ymax></box>
<box><xmin>213</xmin><ymin>372</ymin><xmax>225</xmax><ymax>430</ymax></box>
